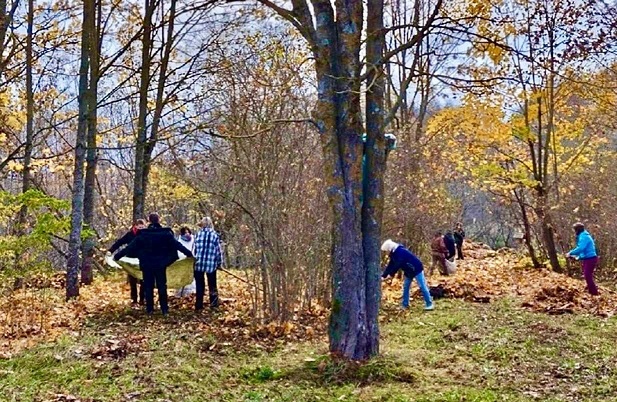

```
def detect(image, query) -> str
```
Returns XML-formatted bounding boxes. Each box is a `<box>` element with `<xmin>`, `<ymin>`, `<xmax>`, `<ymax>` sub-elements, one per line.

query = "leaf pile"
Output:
<box><xmin>386</xmin><ymin>241</ymin><xmax>617</xmax><ymax>317</ymax></box>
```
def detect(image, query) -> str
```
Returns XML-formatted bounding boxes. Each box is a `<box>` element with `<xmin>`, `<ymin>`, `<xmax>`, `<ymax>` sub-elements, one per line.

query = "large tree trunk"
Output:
<box><xmin>311</xmin><ymin>0</ymin><xmax>380</xmax><ymax>360</ymax></box>
<box><xmin>67</xmin><ymin>0</ymin><xmax>95</xmax><ymax>299</ymax></box>
<box><xmin>361</xmin><ymin>0</ymin><xmax>386</xmax><ymax>359</ymax></box>
<box><xmin>258</xmin><ymin>0</ymin><xmax>398</xmax><ymax>360</ymax></box>
<box><xmin>81</xmin><ymin>0</ymin><xmax>100</xmax><ymax>285</ymax></box>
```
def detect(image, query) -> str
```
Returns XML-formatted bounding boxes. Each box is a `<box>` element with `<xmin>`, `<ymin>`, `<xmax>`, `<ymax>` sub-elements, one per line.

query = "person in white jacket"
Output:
<box><xmin>175</xmin><ymin>227</ymin><xmax>197</xmax><ymax>297</ymax></box>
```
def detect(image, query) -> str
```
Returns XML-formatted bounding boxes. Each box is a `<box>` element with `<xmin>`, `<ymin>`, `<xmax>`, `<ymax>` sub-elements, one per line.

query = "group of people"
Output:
<box><xmin>381</xmin><ymin>221</ymin><xmax>600</xmax><ymax>311</ymax></box>
<box><xmin>429</xmin><ymin>223</ymin><xmax>465</xmax><ymax>276</ymax></box>
<box><xmin>107</xmin><ymin>213</ymin><xmax>223</xmax><ymax>315</ymax></box>
<box><xmin>109</xmin><ymin>215</ymin><xmax>600</xmax><ymax>315</ymax></box>
<box><xmin>380</xmin><ymin>223</ymin><xmax>465</xmax><ymax>311</ymax></box>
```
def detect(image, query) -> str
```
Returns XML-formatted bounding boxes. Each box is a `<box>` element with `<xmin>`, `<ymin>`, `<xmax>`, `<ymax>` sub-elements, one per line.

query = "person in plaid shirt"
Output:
<box><xmin>193</xmin><ymin>217</ymin><xmax>222</xmax><ymax>310</ymax></box>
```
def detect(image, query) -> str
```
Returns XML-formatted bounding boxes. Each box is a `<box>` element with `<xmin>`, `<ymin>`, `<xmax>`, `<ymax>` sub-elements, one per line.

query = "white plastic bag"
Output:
<box><xmin>445</xmin><ymin>258</ymin><xmax>457</xmax><ymax>275</ymax></box>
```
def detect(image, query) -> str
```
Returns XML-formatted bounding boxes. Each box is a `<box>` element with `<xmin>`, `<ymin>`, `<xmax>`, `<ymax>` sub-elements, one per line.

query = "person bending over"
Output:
<box><xmin>381</xmin><ymin>239</ymin><xmax>434</xmax><ymax>311</ymax></box>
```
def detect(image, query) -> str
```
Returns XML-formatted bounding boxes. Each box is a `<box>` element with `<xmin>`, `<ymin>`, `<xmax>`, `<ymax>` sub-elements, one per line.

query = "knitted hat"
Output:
<box><xmin>381</xmin><ymin>239</ymin><xmax>399</xmax><ymax>253</ymax></box>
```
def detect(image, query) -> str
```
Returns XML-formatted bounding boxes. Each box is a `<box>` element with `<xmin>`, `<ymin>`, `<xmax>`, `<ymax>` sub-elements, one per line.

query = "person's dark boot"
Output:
<box><xmin>196</xmin><ymin>293</ymin><xmax>204</xmax><ymax>311</ymax></box>
<box><xmin>209</xmin><ymin>292</ymin><xmax>220</xmax><ymax>308</ymax></box>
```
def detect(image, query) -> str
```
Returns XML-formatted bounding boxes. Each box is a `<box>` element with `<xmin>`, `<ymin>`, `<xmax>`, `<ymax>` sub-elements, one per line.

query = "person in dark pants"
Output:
<box><xmin>108</xmin><ymin>219</ymin><xmax>146</xmax><ymax>305</ymax></box>
<box><xmin>453</xmin><ymin>222</ymin><xmax>466</xmax><ymax>260</ymax></box>
<box><xmin>566</xmin><ymin>222</ymin><xmax>599</xmax><ymax>295</ymax></box>
<box><xmin>114</xmin><ymin>213</ymin><xmax>193</xmax><ymax>315</ymax></box>
<box><xmin>193</xmin><ymin>217</ymin><xmax>223</xmax><ymax>310</ymax></box>
<box><xmin>444</xmin><ymin>230</ymin><xmax>456</xmax><ymax>261</ymax></box>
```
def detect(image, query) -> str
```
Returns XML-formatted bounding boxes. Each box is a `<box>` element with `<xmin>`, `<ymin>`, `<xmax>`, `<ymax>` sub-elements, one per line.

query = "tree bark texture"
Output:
<box><xmin>67</xmin><ymin>0</ymin><xmax>95</xmax><ymax>299</ymax></box>
<box><xmin>361</xmin><ymin>0</ymin><xmax>386</xmax><ymax>359</ymax></box>
<box><xmin>81</xmin><ymin>0</ymin><xmax>101</xmax><ymax>285</ymax></box>
<box><xmin>258</xmin><ymin>0</ymin><xmax>395</xmax><ymax>359</ymax></box>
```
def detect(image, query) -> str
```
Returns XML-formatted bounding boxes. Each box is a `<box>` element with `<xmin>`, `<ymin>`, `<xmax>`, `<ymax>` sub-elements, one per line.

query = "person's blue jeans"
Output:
<box><xmin>402</xmin><ymin>271</ymin><xmax>433</xmax><ymax>308</ymax></box>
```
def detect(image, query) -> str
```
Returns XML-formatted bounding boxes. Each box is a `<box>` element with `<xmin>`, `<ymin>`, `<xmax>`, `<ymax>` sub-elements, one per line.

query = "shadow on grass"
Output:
<box><xmin>276</xmin><ymin>354</ymin><xmax>417</xmax><ymax>387</ymax></box>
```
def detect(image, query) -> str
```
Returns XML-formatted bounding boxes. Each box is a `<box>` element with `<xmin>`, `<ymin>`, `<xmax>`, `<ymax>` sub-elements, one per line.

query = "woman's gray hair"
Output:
<box><xmin>198</xmin><ymin>217</ymin><xmax>214</xmax><ymax>229</ymax></box>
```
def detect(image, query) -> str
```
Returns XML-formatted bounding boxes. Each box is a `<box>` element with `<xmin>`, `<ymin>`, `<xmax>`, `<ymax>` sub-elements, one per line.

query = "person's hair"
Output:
<box><xmin>135</xmin><ymin>219</ymin><xmax>146</xmax><ymax>226</ymax></box>
<box><xmin>573</xmin><ymin>222</ymin><xmax>585</xmax><ymax>234</ymax></box>
<box><xmin>148</xmin><ymin>213</ymin><xmax>160</xmax><ymax>225</ymax></box>
<box><xmin>198</xmin><ymin>217</ymin><xmax>213</xmax><ymax>229</ymax></box>
<box><xmin>434</xmin><ymin>231</ymin><xmax>442</xmax><ymax>237</ymax></box>
<box><xmin>456</xmin><ymin>222</ymin><xmax>462</xmax><ymax>227</ymax></box>
<box><xmin>180</xmin><ymin>226</ymin><xmax>191</xmax><ymax>235</ymax></box>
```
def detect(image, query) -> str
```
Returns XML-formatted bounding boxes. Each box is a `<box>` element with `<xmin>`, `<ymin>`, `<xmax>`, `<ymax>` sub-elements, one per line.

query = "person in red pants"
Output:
<box><xmin>566</xmin><ymin>222</ymin><xmax>599</xmax><ymax>295</ymax></box>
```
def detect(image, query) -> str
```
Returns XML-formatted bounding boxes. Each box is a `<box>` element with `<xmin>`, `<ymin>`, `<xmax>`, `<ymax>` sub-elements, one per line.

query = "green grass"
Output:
<box><xmin>2</xmin><ymin>298</ymin><xmax>617</xmax><ymax>401</ymax></box>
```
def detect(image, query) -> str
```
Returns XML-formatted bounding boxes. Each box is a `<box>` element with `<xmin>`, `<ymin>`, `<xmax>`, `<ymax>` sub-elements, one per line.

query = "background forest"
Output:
<box><xmin>0</xmin><ymin>0</ymin><xmax>616</xmax><ymax>325</ymax></box>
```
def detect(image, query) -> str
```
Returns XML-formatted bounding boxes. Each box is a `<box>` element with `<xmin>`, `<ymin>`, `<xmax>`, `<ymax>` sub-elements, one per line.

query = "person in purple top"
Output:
<box><xmin>566</xmin><ymin>222</ymin><xmax>599</xmax><ymax>295</ymax></box>
<box><xmin>381</xmin><ymin>239</ymin><xmax>434</xmax><ymax>310</ymax></box>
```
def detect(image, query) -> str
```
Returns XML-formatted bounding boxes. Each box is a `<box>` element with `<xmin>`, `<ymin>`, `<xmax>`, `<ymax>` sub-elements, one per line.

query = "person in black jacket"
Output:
<box><xmin>444</xmin><ymin>230</ymin><xmax>456</xmax><ymax>261</ymax></box>
<box><xmin>114</xmin><ymin>213</ymin><xmax>193</xmax><ymax>315</ymax></box>
<box><xmin>453</xmin><ymin>222</ymin><xmax>465</xmax><ymax>260</ymax></box>
<box><xmin>381</xmin><ymin>239</ymin><xmax>434</xmax><ymax>310</ymax></box>
<box><xmin>108</xmin><ymin>219</ymin><xmax>146</xmax><ymax>304</ymax></box>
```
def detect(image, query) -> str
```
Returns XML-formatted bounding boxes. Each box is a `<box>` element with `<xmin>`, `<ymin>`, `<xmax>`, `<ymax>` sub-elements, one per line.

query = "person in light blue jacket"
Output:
<box><xmin>566</xmin><ymin>222</ymin><xmax>599</xmax><ymax>295</ymax></box>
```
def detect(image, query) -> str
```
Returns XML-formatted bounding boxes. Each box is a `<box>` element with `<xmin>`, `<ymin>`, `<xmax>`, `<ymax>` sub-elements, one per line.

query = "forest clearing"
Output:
<box><xmin>2</xmin><ymin>243</ymin><xmax>617</xmax><ymax>401</ymax></box>
<box><xmin>2</xmin><ymin>0</ymin><xmax>617</xmax><ymax>400</ymax></box>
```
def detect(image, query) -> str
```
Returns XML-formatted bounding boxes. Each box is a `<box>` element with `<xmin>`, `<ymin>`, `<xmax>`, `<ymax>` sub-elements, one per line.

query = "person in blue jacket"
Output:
<box><xmin>381</xmin><ymin>239</ymin><xmax>434</xmax><ymax>310</ymax></box>
<box><xmin>566</xmin><ymin>222</ymin><xmax>599</xmax><ymax>295</ymax></box>
<box><xmin>443</xmin><ymin>231</ymin><xmax>456</xmax><ymax>260</ymax></box>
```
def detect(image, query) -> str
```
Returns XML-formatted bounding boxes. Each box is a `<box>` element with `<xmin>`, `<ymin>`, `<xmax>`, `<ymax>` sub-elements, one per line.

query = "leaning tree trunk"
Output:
<box><xmin>67</xmin><ymin>0</ymin><xmax>95</xmax><ymax>299</ymax></box>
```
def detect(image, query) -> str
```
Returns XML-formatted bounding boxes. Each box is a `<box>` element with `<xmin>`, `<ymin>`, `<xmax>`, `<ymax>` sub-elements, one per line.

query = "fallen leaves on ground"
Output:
<box><xmin>384</xmin><ymin>241</ymin><xmax>617</xmax><ymax>317</ymax></box>
<box><xmin>0</xmin><ymin>270</ymin><xmax>327</xmax><ymax>357</ymax></box>
<box><xmin>2</xmin><ymin>242</ymin><xmax>615</xmax><ymax>357</ymax></box>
